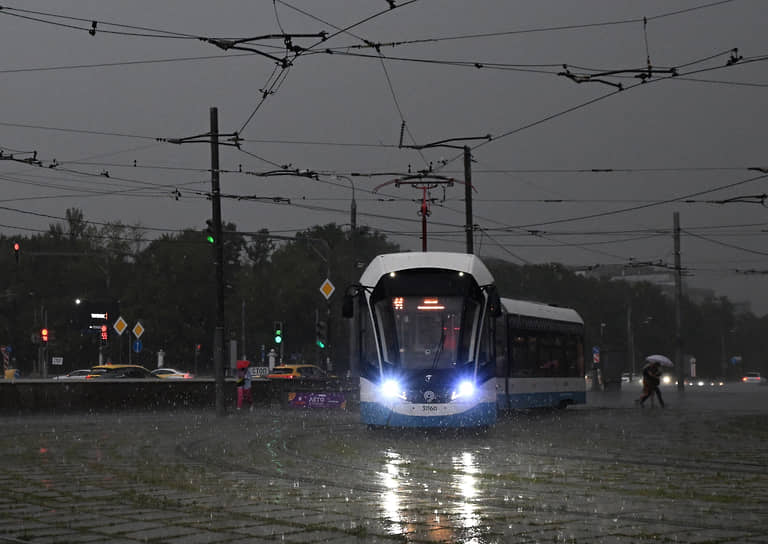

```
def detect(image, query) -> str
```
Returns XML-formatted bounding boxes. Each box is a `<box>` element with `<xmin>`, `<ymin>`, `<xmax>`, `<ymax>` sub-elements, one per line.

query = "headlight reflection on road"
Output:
<box><xmin>379</xmin><ymin>449</ymin><xmax>405</xmax><ymax>535</ymax></box>
<box><xmin>378</xmin><ymin>449</ymin><xmax>483</xmax><ymax>541</ymax></box>
<box><xmin>453</xmin><ymin>451</ymin><xmax>481</xmax><ymax>541</ymax></box>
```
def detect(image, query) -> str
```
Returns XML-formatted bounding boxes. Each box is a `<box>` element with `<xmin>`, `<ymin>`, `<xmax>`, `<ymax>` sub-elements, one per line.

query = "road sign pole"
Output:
<box><xmin>592</xmin><ymin>346</ymin><xmax>601</xmax><ymax>391</ymax></box>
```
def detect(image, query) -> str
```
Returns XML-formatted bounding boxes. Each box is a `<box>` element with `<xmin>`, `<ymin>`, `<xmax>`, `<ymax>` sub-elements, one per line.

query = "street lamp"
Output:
<box><xmin>333</xmin><ymin>175</ymin><xmax>356</xmax><ymax>231</ymax></box>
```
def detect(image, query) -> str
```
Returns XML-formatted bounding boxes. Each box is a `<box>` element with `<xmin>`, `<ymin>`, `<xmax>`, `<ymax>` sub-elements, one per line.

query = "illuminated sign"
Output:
<box><xmin>417</xmin><ymin>298</ymin><xmax>445</xmax><ymax>311</ymax></box>
<box><xmin>393</xmin><ymin>297</ymin><xmax>404</xmax><ymax>310</ymax></box>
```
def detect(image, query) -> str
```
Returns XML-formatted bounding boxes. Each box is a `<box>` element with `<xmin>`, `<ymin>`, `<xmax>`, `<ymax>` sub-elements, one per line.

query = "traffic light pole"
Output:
<box><xmin>210</xmin><ymin>107</ymin><xmax>226</xmax><ymax>417</ymax></box>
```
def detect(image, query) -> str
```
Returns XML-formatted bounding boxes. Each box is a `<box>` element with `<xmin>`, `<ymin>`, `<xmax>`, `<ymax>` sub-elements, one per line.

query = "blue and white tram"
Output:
<box><xmin>495</xmin><ymin>298</ymin><xmax>586</xmax><ymax>410</ymax></box>
<box><xmin>344</xmin><ymin>252</ymin><xmax>502</xmax><ymax>428</ymax></box>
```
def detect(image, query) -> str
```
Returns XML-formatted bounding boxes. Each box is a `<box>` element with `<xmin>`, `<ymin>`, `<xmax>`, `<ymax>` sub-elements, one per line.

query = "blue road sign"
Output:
<box><xmin>133</xmin><ymin>340</ymin><xmax>143</xmax><ymax>353</ymax></box>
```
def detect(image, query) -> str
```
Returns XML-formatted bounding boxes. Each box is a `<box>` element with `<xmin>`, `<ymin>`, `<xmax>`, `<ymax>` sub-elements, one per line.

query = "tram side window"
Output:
<box><xmin>477</xmin><ymin>312</ymin><xmax>494</xmax><ymax>369</ymax></box>
<box><xmin>458</xmin><ymin>299</ymin><xmax>480</xmax><ymax>364</ymax></box>
<box><xmin>360</xmin><ymin>312</ymin><xmax>379</xmax><ymax>370</ymax></box>
<box><xmin>564</xmin><ymin>336</ymin><xmax>585</xmax><ymax>377</ymax></box>
<box><xmin>538</xmin><ymin>334</ymin><xmax>565</xmax><ymax>377</ymax></box>
<box><xmin>494</xmin><ymin>315</ymin><xmax>507</xmax><ymax>377</ymax></box>
<box><xmin>509</xmin><ymin>334</ymin><xmax>537</xmax><ymax>377</ymax></box>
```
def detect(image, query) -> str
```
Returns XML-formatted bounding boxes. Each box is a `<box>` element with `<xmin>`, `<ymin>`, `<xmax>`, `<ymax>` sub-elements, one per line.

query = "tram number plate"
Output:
<box><xmin>422</xmin><ymin>405</ymin><xmax>438</xmax><ymax>412</ymax></box>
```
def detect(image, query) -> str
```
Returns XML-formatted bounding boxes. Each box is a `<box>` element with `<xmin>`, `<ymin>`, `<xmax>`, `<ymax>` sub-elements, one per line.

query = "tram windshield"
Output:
<box><xmin>374</xmin><ymin>295</ymin><xmax>481</xmax><ymax>370</ymax></box>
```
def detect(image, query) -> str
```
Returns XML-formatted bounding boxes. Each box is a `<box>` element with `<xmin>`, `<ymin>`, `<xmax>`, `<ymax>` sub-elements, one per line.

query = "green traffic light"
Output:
<box><xmin>316</xmin><ymin>340</ymin><xmax>325</xmax><ymax>349</ymax></box>
<box><xmin>206</xmin><ymin>234</ymin><xmax>215</xmax><ymax>244</ymax></box>
<box><xmin>275</xmin><ymin>335</ymin><xmax>282</xmax><ymax>344</ymax></box>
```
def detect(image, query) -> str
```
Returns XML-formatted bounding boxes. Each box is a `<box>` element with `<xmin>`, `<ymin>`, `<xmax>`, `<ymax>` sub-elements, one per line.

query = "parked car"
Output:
<box><xmin>267</xmin><ymin>364</ymin><xmax>332</xmax><ymax>380</ymax></box>
<box><xmin>741</xmin><ymin>372</ymin><xmax>763</xmax><ymax>384</ymax></box>
<box><xmin>87</xmin><ymin>364</ymin><xmax>158</xmax><ymax>379</ymax></box>
<box><xmin>52</xmin><ymin>369</ymin><xmax>101</xmax><ymax>380</ymax></box>
<box><xmin>151</xmin><ymin>368</ymin><xmax>193</xmax><ymax>379</ymax></box>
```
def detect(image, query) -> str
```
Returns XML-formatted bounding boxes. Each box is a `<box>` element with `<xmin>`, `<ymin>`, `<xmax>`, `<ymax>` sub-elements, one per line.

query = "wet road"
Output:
<box><xmin>1</xmin><ymin>383</ymin><xmax>766</xmax><ymax>543</ymax></box>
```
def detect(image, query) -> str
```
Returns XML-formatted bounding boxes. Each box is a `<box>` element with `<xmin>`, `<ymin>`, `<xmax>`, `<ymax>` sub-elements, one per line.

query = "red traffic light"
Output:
<box><xmin>100</xmin><ymin>324</ymin><xmax>108</xmax><ymax>340</ymax></box>
<box><xmin>12</xmin><ymin>242</ymin><xmax>20</xmax><ymax>264</ymax></box>
<box><xmin>41</xmin><ymin>328</ymin><xmax>49</xmax><ymax>342</ymax></box>
<box><xmin>13</xmin><ymin>242</ymin><xmax>20</xmax><ymax>251</ymax></box>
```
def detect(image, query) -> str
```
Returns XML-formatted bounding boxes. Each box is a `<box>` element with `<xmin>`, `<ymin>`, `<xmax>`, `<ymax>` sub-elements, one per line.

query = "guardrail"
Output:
<box><xmin>0</xmin><ymin>378</ymin><xmax>359</xmax><ymax>414</ymax></box>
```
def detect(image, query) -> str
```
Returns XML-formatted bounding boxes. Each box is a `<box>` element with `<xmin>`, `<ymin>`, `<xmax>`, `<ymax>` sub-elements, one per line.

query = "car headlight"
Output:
<box><xmin>451</xmin><ymin>380</ymin><xmax>475</xmax><ymax>401</ymax></box>
<box><xmin>381</xmin><ymin>379</ymin><xmax>405</xmax><ymax>400</ymax></box>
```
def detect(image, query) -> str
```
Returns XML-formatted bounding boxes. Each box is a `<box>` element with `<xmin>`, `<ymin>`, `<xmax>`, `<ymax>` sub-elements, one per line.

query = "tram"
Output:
<box><xmin>495</xmin><ymin>298</ymin><xmax>586</xmax><ymax>411</ymax></box>
<box><xmin>343</xmin><ymin>252</ymin><xmax>586</xmax><ymax>428</ymax></box>
<box><xmin>343</xmin><ymin>252</ymin><xmax>502</xmax><ymax>428</ymax></box>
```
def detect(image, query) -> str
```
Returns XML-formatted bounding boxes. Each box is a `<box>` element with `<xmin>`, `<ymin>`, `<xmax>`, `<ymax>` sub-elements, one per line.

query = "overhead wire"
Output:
<box><xmin>684</xmin><ymin>230</ymin><xmax>768</xmax><ymax>257</ymax></box>
<box><xmin>0</xmin><ymin>53</ymin><xmax>258</xmax><ymax>74</ymax></box>
<box><xmin>1</xmin><ymin>0</ymin><xmax>761</xmax><ymax>266</ymax></box>
<box><xmin>321</xmin><ymin>0</ymin><xmax>735</xmax><ymax>49</ymax></box>
<box><xmin>238</xmin><ymin>0</ymin><xmax>421</xmax><ymax>135</ymax></box>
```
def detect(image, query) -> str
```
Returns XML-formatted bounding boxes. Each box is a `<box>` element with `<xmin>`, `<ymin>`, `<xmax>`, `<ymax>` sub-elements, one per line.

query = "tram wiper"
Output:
<box><xmin>431</xmin><ymin>318</ymin><xmax>446</xmax><ymax>369</ymax></box>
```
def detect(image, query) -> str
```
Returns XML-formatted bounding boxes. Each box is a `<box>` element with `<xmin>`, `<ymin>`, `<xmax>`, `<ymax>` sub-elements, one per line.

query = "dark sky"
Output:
<box><xmin>2</xmin><ymin>1</ymin><xmax>767</xmax><ymax>313</ymax></box>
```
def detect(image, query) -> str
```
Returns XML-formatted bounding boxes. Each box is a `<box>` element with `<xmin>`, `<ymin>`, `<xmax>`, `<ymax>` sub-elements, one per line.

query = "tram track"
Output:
<box><xmin>1</xmin><ymin>402</ymin><xmax>765</xmax><ymax>543</ymax></box>
<box><xmin>171</xmin><ymin>417</ymin><xmax>765</xmax><ymax>540</ymax></box>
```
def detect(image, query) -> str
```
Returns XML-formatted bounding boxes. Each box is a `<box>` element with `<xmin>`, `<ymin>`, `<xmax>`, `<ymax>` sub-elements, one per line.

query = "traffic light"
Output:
<box><xmin>315</xmin><ymin>320</ymin><xmax>327</xmax><ymax>349</ymax></box>
<box><xmin>12</xmin><ymin>241</ymin><xmax>20</xmax><ymax>264</ymax></box>
<box><xmin>204</xmin><ymin>219</ymin><xmax>215</xmax><ymax>244</ymax></box>
<box><xmin>40</xmin><ymin>328</ymin><xmax>49</xmax><ymax>344</ymax></box>
<box><xmin>273</xmin><ymin>321</ymin><xmax>283</xmax><ymax>344</ymax></box>
<box><xmin>100</xmin><ymin>324</ymin><xmax>108</xmax><ymax>341</ymax></box>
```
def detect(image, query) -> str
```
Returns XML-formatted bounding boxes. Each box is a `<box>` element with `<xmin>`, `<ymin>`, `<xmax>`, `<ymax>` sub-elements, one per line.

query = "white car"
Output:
<box><xmin>741</xmin><ymin>372</ymin><xmax>763</xmax><ymax>384</ymax></box>
<box><xmin>151</xmin><ymin>368</ymin><xmax>193</xmax><ymax>379</ymax></box>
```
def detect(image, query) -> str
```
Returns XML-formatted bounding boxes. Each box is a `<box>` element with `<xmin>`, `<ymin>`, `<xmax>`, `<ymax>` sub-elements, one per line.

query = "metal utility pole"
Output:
<box><xmin>463</xmin><ymin>146</ymin><xmax>474</xmax><ymax>254</ymax></box>
<box><xmin>210</xmin><ymin>107</ymin><xmax>226</xmax><ymax>415</ymax></box>
<box><xmin>626</xmin><ymin>299</ymin><xmax>635</xmax><ymax>379</ymax></box>
<box><xmin>674</xmin><ymin>212</ymin><xmax>684</xmax><ymax>392</ymax></box>
<box><xmin>240</xmin><ymin>299</ymin><xmax>247</xmax><ymax>360</ymax></box>
<box><xmin>163</xmin><ymin>107</ymin><xmax>241</xmax><ymax>415</ymax></box>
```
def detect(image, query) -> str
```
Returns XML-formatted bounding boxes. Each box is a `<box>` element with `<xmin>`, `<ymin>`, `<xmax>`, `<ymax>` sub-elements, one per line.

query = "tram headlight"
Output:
<box><xmin>451</xmin><ymin>380</ymin><xmax>475</xmax><ymax>401</ymax></box>
<box><xmin>381</xmin><ymin>379</ymin><xmax>405</xmax><ymax>400</ymax></box>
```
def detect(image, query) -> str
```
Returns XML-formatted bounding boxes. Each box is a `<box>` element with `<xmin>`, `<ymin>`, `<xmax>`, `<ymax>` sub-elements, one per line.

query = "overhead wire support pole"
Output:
<box><xmin>210</xmin><ymin>107</ymin><xmax>226</xmax><ymax>416</ymax></box>
<box><xmin>464</xmin><ymin>146</ymin><xmax>474</xmax><ymax>254</ymax></box>
<box><xmin>160</xmin><ymin>108</ymin><xmax>237</xmax><ymax>416</ymax></box>
<box><xmin>674</xmin><ymin>211</ymin><xmax>684</xmax><ymax>392</ymax></box>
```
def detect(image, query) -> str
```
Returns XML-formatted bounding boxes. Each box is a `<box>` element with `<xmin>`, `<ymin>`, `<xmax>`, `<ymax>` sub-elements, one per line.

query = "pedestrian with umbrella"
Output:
<box><xmin>235</xmin><ymin>360</ymin><xmax>253</xmax><ymax>411</ymax></box>
<box><xmin>636</xmin><ymin>355</ymin><xmax>671</xmax><ymax>408</ymax></box>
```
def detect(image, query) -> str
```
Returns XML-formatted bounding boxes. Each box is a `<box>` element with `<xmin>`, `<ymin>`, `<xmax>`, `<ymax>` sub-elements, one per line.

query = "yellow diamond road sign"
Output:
<box><xmin>113</xmin><ymin>316</ymin><xmax>128</xmax><ymax>336</ymax></box>
<box><xmin>320</xmin><ymin>279</ymin><xmax>335</xmax><ymax>300</ymax></box>
<box><xmin>132</xmin><ymin>321</ymin><xmax>145</xmax><ymax>339</ymax></box>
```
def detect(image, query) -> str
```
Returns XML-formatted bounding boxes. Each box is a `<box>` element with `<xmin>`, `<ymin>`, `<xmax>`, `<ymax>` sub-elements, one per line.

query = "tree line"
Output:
<box><xmin>1</xmin><ymin>207</ymin><xmax>765</xmax><ymax>379</ymax></box>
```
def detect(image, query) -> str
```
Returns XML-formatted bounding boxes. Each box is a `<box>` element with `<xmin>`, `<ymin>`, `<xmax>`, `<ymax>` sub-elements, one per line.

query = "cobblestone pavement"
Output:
<box><xmin>1</xmin><ymin>384</ymin><xmax>766</xmax><ymax>543</ymax></box>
